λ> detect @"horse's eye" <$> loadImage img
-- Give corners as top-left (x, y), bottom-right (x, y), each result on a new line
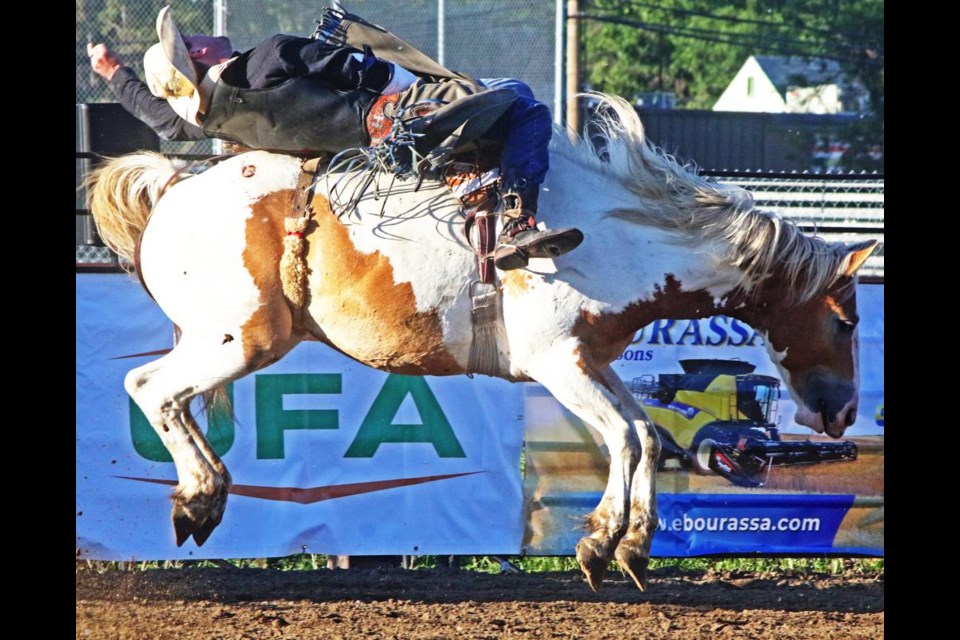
top-left (836, 316), bottom-right (858, 334)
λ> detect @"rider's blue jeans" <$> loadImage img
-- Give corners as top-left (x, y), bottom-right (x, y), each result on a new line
top-left (479, 78), bottom-right (552, 192)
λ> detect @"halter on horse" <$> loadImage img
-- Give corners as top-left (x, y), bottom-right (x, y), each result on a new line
top-left (87, 95), bottom-right (877, 591)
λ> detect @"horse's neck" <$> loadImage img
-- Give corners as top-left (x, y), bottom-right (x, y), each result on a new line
top-left (542, 153), bottom-right (746, 303)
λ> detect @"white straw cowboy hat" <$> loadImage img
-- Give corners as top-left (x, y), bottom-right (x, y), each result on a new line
top-left (143, 6), bottom-right (205, 125)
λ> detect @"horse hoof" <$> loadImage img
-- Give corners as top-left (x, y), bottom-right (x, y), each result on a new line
top-left (615, 541), bottom-right (650, 592)
top-left (192, 517), bottom-right (218, 546)
top-left (575, 538), bottom-right (609, 592)
top-left (173, 509), bottom-right (195, 547)
top-left (172, 503), bottom-right (222, 547)
top-left (171, 482), bottom-right (228, 547)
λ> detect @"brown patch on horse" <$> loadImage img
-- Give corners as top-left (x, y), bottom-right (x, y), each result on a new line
top-left (572, 345), bottom-right (620, 397)
top-left (240, 190), bottom-right (300, 365)
top-left (573, 275), bottom-right (718, 367)
top-left (573, 344), bottom-right (592, 377)
top-left (500, 270), bottom-right (532, 293)
top-left (303, 196), bottom-right (465, 376)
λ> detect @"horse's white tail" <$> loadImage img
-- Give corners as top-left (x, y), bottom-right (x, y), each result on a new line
top-left (85, 152), bottom-right (186, 265)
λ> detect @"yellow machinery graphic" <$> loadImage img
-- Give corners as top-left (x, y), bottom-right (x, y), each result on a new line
top-left (630, 359), bottom-right (858, 487)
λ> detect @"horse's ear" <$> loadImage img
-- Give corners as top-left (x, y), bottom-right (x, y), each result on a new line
top-left (841, 240), bottom-right (879, 277)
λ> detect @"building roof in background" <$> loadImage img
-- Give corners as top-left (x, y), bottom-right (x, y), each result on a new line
top-left (753, 56), bottom-right (846, 93)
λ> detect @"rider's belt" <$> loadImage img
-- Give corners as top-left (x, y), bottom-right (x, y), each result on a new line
top-left (366, 93), bottom-right (400, 146)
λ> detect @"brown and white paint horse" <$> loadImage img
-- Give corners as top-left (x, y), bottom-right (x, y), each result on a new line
top-left (88, 95), bottom-right (876, 591)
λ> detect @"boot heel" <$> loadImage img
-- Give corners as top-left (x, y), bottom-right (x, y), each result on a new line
top-left (493, 244), bottom-right (530, 271)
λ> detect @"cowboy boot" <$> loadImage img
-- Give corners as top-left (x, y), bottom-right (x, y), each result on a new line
top-left (493, 186), bottom-right (584, 271)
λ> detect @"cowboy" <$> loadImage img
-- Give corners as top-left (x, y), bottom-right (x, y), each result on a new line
top-left (88, 6), bottom-right (582, 271)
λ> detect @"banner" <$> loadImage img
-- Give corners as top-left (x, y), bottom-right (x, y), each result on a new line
top-left (522, 283), bottom-right (883, 556)
top-left (77, 274), bottom-right (883, 559)
top-left (76, 274), bottom-right (525, 561)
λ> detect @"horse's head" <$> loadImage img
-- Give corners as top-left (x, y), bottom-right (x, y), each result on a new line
top-left (743, 239), bottom-right (878, 438)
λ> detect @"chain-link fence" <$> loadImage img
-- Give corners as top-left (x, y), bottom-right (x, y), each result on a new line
top-left (76, 0), bottom-right (560, 155)
top-left (76, 0), bottom-right (561, 267)
top-left (76, 1), bottom-right (883, 276)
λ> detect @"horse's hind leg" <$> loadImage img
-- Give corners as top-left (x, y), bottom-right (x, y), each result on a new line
top-left (175, 399), bottom-right (233, 545)
top-left (124, 330), bottom-right (297, 546)
top-left (529, 355), bottom-right (642, 592)
top-left (598, 367), bottom-right (661, 591)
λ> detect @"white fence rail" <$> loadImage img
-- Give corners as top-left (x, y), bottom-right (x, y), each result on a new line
top-left (715, 174), bottom-right (884, 278)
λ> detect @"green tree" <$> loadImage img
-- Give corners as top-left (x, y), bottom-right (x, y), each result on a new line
top-left (582, 1), bottom-right (776, 108)
top-left (579, 0), bottom-right (882, 168)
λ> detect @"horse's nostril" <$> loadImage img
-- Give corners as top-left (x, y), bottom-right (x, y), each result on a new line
top-left (845, 409), bottom-right (857, 426)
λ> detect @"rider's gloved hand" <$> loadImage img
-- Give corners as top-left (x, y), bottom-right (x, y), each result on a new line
top-left (87, 42), bottom-right (123, 81)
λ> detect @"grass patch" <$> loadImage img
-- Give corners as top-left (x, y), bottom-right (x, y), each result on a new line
top-left (647, 556), bottom-right (883, 575)
top-left (79, 554), bottom-right (883, 576)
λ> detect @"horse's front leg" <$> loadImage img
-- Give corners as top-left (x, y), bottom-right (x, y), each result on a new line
top-left (600, 367), bottom-right (661, 591)
top-left (529, 353), bottom-right (641, 592)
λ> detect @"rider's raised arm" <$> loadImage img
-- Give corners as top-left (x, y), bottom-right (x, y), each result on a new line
top-left (108, 66), bottom-right (208, 141)
top-left (88, 42), bottom-right (207, 142)
top-left (243, 34), bottom-right (411, 94)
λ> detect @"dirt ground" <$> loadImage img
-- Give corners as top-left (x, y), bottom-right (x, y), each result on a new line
top-left (76, 563), bottom-right (883, 639)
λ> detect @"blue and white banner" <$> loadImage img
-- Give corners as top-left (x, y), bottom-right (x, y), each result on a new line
top-left (533, 492), bottom-right (877, 556)
top-left (76, 273), bottom-right (525, 561)
top-left (523, 284), bottom-right (884, 556)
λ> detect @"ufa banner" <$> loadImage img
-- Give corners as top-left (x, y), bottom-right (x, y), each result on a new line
top-left (77, 273), bottom-right (525, 561)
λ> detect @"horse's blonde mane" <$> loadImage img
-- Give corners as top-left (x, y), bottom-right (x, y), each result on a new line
top-left (551, 94), bottom-right (851, 302)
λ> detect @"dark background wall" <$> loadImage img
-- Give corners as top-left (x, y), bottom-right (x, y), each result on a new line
top-left (631, 109), bottom-right (880, 173)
